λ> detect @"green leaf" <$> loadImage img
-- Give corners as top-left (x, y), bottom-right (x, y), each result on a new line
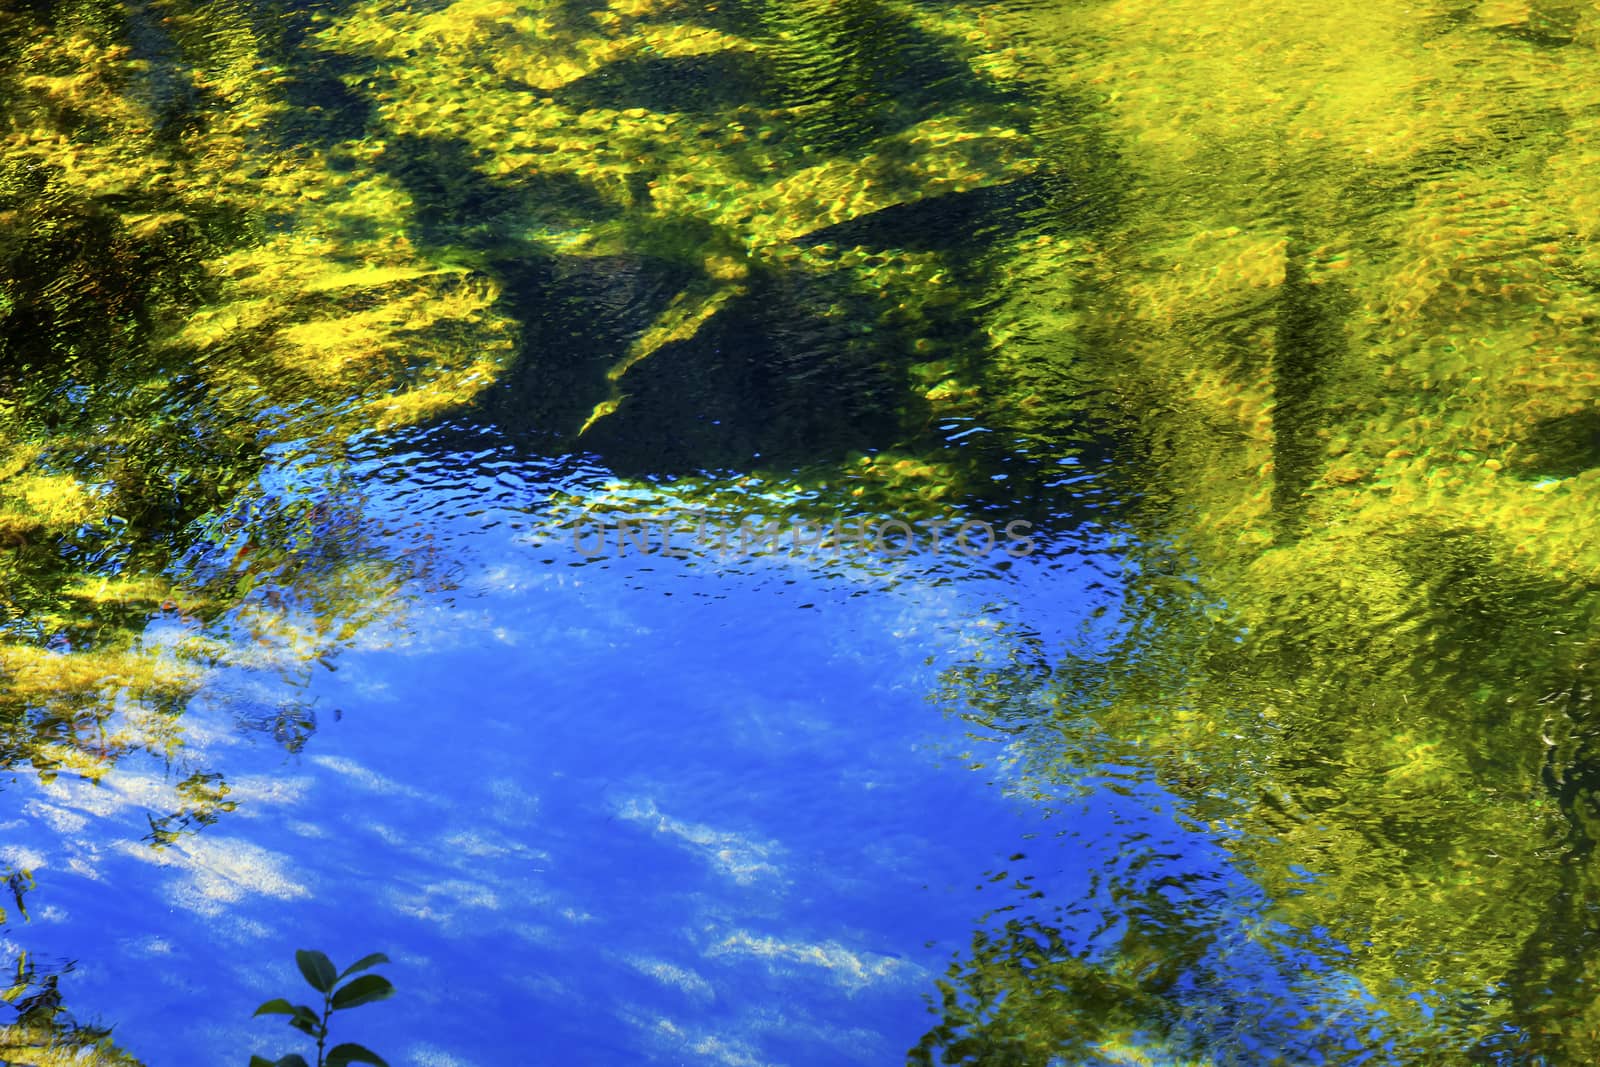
top-left (336, 952), bottom-right (390, 981)
top-left (248, 1057), bottom-right (275, 1067)
top-left (325, 1043), bottom-right (389, 1067)
top-left (331, 974), bottom-right (394, 1011)
top-left (295, 949), bottom-right (337, 993)
top-left (274, 1056), bottom-right (312, 1067)
top-left (288, 1005), bottom-right (321, 1037)
top-left (252, 998), bottom-right (296, 1017)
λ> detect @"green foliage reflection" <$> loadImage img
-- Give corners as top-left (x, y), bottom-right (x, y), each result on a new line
top-left (923, 0), bottom-right (1600, 1061)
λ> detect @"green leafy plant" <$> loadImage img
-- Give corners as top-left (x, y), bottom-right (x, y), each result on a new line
top-left (249, 950), bottom-right (394, 1067)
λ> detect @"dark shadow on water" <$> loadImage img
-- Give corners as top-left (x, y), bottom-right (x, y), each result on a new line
top-left (551, 53), bottom-right (769, 117)
top-left (1510, 409), bottom-right (1600, 481)
top-left (795, 175), bottom-right (1054, 253)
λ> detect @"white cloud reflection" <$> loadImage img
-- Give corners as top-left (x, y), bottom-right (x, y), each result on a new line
top-left (114, 836), bottom-right (310, 917)
top-left (616, 798), bottom-right (783, 885)
top-left (309, 754), bottom-right (427, 799)
top-left (706, 931), bottom-right (913, 991)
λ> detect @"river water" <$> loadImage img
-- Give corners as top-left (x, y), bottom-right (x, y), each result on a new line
top-left (1, 425), bottom-right (1136, 1064)
top-left (3, 0), bottom-right (1599, 1063)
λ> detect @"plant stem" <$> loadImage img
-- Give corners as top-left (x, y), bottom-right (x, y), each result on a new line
top-left (317, 990), bottom-right (331, 1067)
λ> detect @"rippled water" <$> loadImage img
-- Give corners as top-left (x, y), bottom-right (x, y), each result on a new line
top-left (5, 426), bottom-right (1128, 1064)
top-left (3, 0), bottom-right (1600, 1063)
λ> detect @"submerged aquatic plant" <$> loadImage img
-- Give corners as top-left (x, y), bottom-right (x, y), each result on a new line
top-left (250, 950), bottom-right (394, 1067)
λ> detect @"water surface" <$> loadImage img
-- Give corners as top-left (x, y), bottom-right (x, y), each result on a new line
top-left (2, 0), bottom-right (1600, 1063)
